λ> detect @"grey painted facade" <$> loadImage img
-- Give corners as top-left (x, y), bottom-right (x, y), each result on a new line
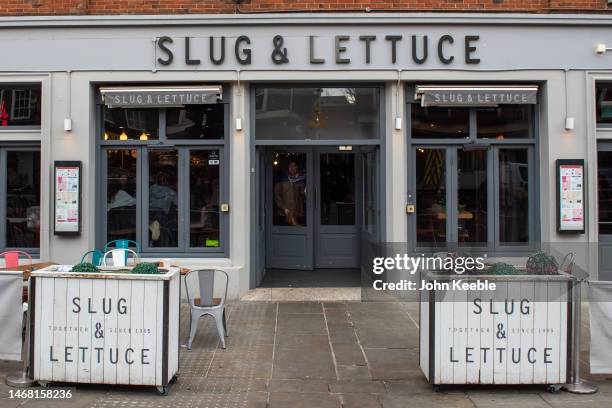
top-left (0, 13), bottom-right (608, 297)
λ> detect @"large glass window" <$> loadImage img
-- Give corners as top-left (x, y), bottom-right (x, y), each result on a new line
top-left (1, 149), bottom-right (41, 251)
top-left (100, 95), bottom-right (227, 255)
top-left (458, 149), bottom-right (488, 245)
top-left (0, 84), bottom-right (42, 129)
top-left (189, 150), bottom-right (221, 248)
top-left (415, 148), bottom-right (447, 246)
top-left (411, 103), bottom-right (536, 249)
top-left (106, 149), bottom-right (137, 242)
top-left (499, 148), bottom-right (529, 244)
top-left (255, 86), bottom-right (381, 140)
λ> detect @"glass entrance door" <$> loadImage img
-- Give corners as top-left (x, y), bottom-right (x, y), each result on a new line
top-left (265, 148), bottom-right (359, 270)
top-left (266, 149), bottom-right (313, 270)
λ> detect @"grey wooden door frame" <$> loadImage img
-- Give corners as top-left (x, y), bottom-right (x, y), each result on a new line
top-left (264, 146), bottom-right (363, 270)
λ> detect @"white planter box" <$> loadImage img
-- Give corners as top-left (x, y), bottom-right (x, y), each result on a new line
top-left (419, 272), bottom-right (572, 386)
top-left (28, 266), bottom-right (180, 394)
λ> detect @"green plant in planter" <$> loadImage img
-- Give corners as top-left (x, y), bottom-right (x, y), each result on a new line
top-left (526, 251), bottom-right (558, 275)
top-left (489, 262), bottom-right (520, 275)
top-left (71, 262), bottom-right (100, 273)
top-left (131, 262), bottom-right (159, 275)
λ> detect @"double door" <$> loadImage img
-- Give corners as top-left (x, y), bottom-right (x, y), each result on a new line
top-left (265, 147), bottom-right (360, 270)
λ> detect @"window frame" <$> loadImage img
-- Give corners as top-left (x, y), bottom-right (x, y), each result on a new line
top-left (0, 83), bottom-right (42, 131)
top-left (97, 95), bottom-right (230, 257)
top-left (407, 101), bottom-right (539, 254)
top-left (595, 81), bottom-right (612, 130)
top-left (0, 144), bottom-right (41, 254)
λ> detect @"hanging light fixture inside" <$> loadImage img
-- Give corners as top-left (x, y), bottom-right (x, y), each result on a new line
top-left (119, 130), bottom-right (128, 140)
top-left (139, 131), bottom-right (148, 141)
top-left (309, 88), bottom-right (327, 129)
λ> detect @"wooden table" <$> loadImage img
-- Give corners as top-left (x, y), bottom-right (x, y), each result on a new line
top-left (0, 262), bottom-right (57, 280)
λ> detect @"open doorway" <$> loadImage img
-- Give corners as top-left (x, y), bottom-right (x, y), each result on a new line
top-left (253, 146), bottom-right (380, 288)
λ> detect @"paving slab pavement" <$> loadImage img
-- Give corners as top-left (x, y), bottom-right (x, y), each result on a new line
top-left (0, 300), bottom-right (610, 408)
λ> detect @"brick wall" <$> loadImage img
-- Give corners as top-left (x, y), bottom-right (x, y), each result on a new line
top-left (0, 0), bottom-right (609, 16)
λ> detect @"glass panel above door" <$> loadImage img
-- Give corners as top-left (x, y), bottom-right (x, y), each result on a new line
top-left (255, 87), bottom-right (380, 140)
top-left (166, 104), bottom-right (225, 139)
top-left (477, 105), bottom-right (532, 139)
top-left (103, 107), bottom-right (159, 141)
top-left (320, 153), bottom-right (355, 226)
top-left (272, 151), bottom-right (307, 226)
top-left (411, 105), bottom-right (469, 139)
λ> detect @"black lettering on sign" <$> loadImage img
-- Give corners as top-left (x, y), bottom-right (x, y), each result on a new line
top-left (157, 36), bottom-right (174, 66)
top-left (185, 36), bottom-right (200, 65)
top-left (359, 35), bottom-right (376, 64)
top-left (335, 35), bottom-right (350, 64)
top-left (465, 35), bottom-right (480, 64)
top-left (385, 35), bottom-right (402, 64)
top-left (412, 35), bottom-right (428, 64)
top-left (437, 35), bottom-right (454, 64)
top-left (118, 298), bottom-right (128, 315)
top-left (210, 37), bottom-right (226, 65)
top-left (235, 35), bottom-right (252, 65)
top-left (309, 36), bottom-right (325, 64)
top-left (72, 297), bottom-right (81, 313)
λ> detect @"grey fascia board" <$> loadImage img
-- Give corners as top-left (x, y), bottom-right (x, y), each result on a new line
top-left (0, 12), bottom-right (612, 28)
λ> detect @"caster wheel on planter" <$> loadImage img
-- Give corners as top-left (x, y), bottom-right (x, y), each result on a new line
top-left (432, 384), bottom-right (442, 392)
top-left (170, 374), bottom-right (179, 384)
top-left (38, 381), bottom-right (49, 388)
top-left (547, 384), bottom-right (562, 394)
top-left (156, 386), bottom-right (169, 396)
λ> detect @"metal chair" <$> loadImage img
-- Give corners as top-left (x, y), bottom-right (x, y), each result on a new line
top-left (80, 250), bottom-right (104, 266)
top-left (0, 251), bottom-right (32, 269)
top-left (102, 248), bottom-right (140, 267)
top-left (560, 252), bottom-right (575, 274)
top-left (104, 240), bottom-right (141, 266)
top-left (184, 269), bottom-right (229, 350)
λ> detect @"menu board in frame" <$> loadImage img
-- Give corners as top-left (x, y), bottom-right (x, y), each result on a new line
top-left (556, 159), bottom-right (585, 234)
top-left (54, 161), bottom-right (82, 235)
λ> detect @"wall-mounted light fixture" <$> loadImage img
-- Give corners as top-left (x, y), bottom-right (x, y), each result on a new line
top-left (395, 69), bottom-right (403, 130)
top-left (65, 70), bottom-right (72, 132)
top-left (565, 117), bottom-right (575, 131)
top-left (235, 69), bottom-right (244, 132)
top-left (596, 43), bottom-right (610, 55)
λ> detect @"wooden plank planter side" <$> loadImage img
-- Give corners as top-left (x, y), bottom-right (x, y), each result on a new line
top-left (419, 274), bottom-right (572, 386)
top-left (30, 268), bottom-right (180, 388)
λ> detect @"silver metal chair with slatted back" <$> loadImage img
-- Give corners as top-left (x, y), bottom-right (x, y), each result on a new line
top-left (184, 269), bottom-right (229, 349)
top-left (560, 252), bottom-right (575, 274)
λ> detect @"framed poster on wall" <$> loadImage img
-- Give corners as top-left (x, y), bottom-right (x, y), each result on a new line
top-left (556, 159), bottom-right (585, 233)
top-left (54, 161), bottom-right (81, 235)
